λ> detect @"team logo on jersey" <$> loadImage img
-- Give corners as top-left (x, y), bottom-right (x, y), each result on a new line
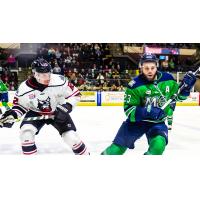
top-left (128, 80), bottom-right (135, 87)
top-left (145, 96), bottom-right (166, 107)
top-left (145, 97), bottom-right (157, 107)
top-left (37, 96), bottom-right (52, 112)
top-left (28, 93), bottom-right (36, 99)
top-left (158, 96), bottom-right (166, 107)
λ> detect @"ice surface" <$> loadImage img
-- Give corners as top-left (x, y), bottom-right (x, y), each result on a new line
top-left (0, 106), bottom-right (200, 155)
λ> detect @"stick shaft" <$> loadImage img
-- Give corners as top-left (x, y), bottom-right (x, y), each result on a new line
top-left (23, 115), bottom-right (54, 121)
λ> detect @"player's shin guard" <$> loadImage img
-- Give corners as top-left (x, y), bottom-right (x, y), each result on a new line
top-left (101, 143), bottom-right (127, 155)
top-left (20, 124), bottom-right (37, 155)
top-left (62, 130), bottom-right (89, 155)
top-left (144, 135), bottom-right (166, 155)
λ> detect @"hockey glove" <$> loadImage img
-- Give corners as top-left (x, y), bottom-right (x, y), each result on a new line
top-left (145, 105), bottom-right (166, 120)
top-left (0, 109), bottom-right (18, 128)
top-left (136, 105), bottom-right (166, 121)
top-left (180, 71), bottom-right (197, 96)
top-left (54, 103), bottom-right (72, 124)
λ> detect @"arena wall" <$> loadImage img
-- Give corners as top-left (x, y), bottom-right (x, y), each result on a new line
top-left (0, 91), bottom-right (199, 107)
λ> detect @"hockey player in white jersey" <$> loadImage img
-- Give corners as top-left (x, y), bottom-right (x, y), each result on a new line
top-left (0, 58), bottom-right (89, 155)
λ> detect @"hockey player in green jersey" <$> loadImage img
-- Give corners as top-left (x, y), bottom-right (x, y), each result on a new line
top-left (0, 80), bottom-right (9, 114)
top-left (101, 53), bottom-right (197, 155)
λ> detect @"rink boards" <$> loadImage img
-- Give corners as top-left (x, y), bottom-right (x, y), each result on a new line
top-left (0, 91), bottom-right (199, 107)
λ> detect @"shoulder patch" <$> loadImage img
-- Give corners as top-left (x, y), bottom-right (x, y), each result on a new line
top-left (128, 80), bottom-right (136, 87)
top-left (59, 75), bottom-right (65, 81)
top-left (49, 74), bottom-right (66, 87)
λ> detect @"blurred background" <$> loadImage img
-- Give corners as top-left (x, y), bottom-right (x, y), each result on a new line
top-left (1, 43), bottom-right (200, 92)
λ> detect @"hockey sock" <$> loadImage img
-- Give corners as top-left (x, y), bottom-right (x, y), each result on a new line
top-left (22, 142), bottom-right (37, 155)
top-left (72, 141), bottom-right (89, 155)
top-left (144, 135), bottom-right (166, 155)
top-left (101, 143), bottom-right (127, 155)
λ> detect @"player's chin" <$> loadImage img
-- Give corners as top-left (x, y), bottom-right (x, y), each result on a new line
top-left (42, 81), bottom-right (50, 85)
top-left (146, 75), bottom-right (154, 81)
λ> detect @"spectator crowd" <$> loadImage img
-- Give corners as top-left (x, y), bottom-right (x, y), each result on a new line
top-left (36, 43), bottom-right (132, 91)
top-left (0, 48), bottom-right (18, 90)
top-left (0, 43), bottom-right (200, 92)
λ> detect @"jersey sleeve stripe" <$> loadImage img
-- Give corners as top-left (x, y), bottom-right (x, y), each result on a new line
top-left (65, 90), bottom-right (80, 99)
top-left (12, 105), bottom-right (27, 116)
top-left (13, 104), bottom-right (28, 112)
top-left (13, 109), bottom-right (24, 117)
top-left (124, 105), bottom-right (134, 112)
top-left (125, 106), bottom-right (136, 118)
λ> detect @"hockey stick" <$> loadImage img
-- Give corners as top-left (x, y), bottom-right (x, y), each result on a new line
top-left (0, 115), bottom-right (54, 127)
top-left (23, 115), bottom-right (55, 121)
top-left (161, 66), bottom-right (200, 110)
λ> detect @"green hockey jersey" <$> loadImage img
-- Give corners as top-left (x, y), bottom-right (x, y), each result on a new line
top-left (0, 80), bottom-right (9, 107)
top-left (0, 80), bottom-right (8, 93)
top-left (124, 71), bottom-right (187, 123)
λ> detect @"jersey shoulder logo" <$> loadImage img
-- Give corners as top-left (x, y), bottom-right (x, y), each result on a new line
top-left (146, 90), bottom-right (151, 95)
top-left (128, 80), bottom-right (135, 87)
top-left (59, 75), bottom-right (65, 81)
top-left (28, 93), bottom-right (36, 99)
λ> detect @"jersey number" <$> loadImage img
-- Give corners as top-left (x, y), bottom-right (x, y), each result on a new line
top-left (13, 97), bottom-right (19, 105)
top-left (124, 94), bottom-right (131, 104)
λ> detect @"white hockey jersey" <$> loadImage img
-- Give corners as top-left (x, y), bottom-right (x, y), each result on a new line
top-left (12, 74), bottom-right (81, 118)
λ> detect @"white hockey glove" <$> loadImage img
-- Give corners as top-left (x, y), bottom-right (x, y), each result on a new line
top-left (0, 109), bottom-right (18, 128)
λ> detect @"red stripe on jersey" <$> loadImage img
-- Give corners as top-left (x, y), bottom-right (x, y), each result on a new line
top-left (27, 79), bottom-right (38, 89)
top-left (74, 92), bottom-right (81, 97)
top-left (65, 90), bottom-right (80, 99)
top-left (67, 82), bottom-right (75, 91)
top-left (38, 111), bottom-right (55, 115)
top-left (13, 104), bottom-right (28, 112)
top-left (13, 109), bottom-right (23, 116)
